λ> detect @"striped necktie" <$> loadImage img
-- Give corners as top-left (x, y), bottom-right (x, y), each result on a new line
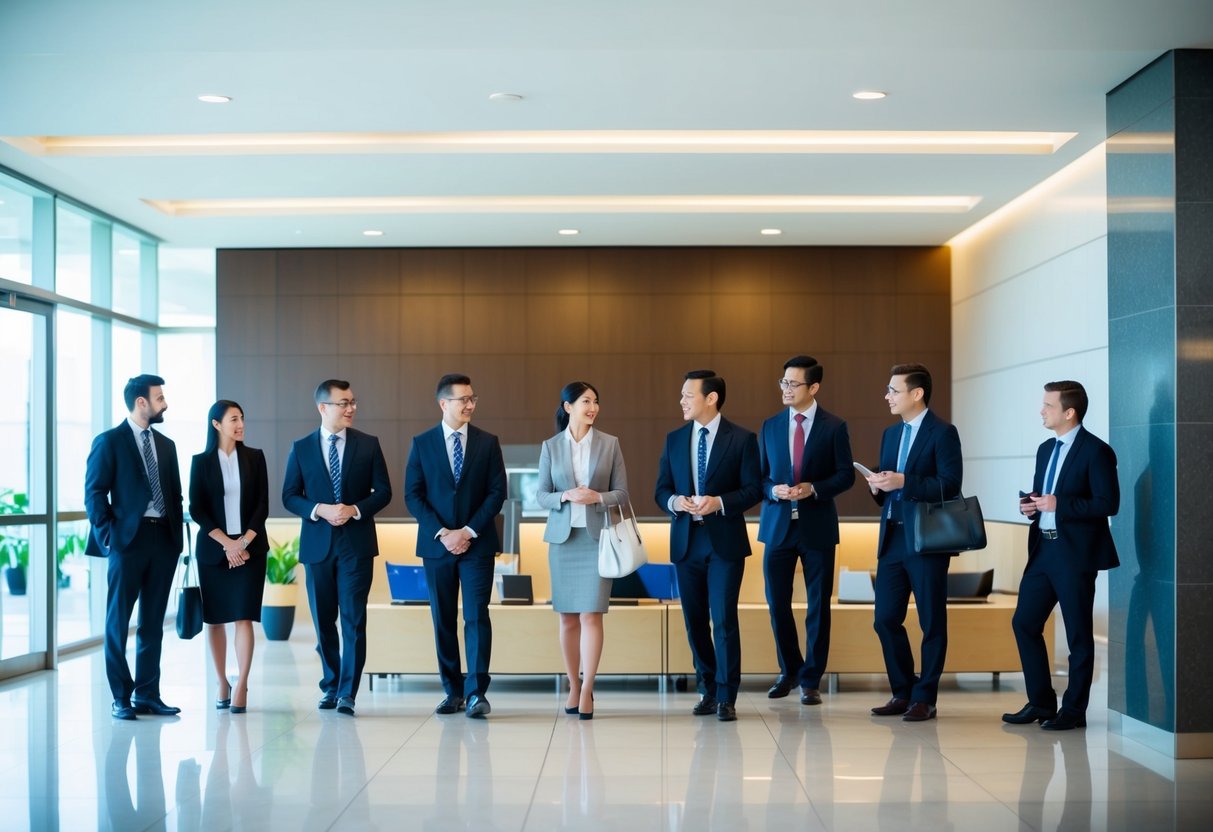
top-left (328, 434), bottom-right (342, 503)
top-left (141, 429), bottom-right (167, 515)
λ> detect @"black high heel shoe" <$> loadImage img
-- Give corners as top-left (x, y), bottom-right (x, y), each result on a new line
top-left (216, 678), bottom-right (232, 710)
top-left (230, 681), bottom-right (248, 714)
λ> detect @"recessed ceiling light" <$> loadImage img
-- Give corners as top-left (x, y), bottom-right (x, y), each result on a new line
top-left (760, 228), bottom-right (782, 236)
top-left (197, 94), bottom-right (232, 104)
top-left (852, 90), bottom-right (887, 101)
top-left (488, 93), bottom-right (523, 102)
top-left (558, 228), bottom-right (579, 236)
top-left (362, 229), bottom-right (384, 237)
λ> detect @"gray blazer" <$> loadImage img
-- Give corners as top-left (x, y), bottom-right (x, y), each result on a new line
top-left (536, 429), bottom-right (630, 544)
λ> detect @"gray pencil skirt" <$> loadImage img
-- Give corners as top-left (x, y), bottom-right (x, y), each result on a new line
top-left (548, 527), bottom-right (612, 613)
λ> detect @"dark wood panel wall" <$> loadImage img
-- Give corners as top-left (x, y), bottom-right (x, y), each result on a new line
top-left (216, 246), bottom-right (951, 519)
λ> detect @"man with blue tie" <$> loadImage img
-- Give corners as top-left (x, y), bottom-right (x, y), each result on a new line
top-left (1004, 381), bottom-right (1119, 731)
top-left (283, 380), bottom-right (392, 717)
top-left (757, 356), bottom-right (855, 706)
top-left (405, 374), bottom-right (507, 719)
top-left (85, 374), bottom-right (185, 720)
top-left (864, 364), bottom-right (963, 722)
top-left (655, 370), bottom-right (762, 721)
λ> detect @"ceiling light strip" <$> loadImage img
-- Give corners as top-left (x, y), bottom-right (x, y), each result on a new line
top-left (144, 194), bottom-right (981, 217)
top-left (5, 130), bottom-right (1074, 157)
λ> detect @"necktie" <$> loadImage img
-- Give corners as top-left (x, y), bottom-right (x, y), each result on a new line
top-left (328, 434), bottom-right (342, 503)
top-left (696, 427), bottom-right (708, 496)
top-left (891, 422), bottom-right (912, 514)
top-left (141, 429), bottom-right (167, 515)
top-left (1044, 439), bottom-right (1063, 494)
top-left (452, 432), bottom-right (464, 484)
top-left (792, 413), bottom-right (807, 484)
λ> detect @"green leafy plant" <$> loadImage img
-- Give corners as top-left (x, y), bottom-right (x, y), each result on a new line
top-left (57, 530), bottom-right (86, 585)
top-left (266, 537), bottom-right (300, 585)
top-left (0, 489), bottom-right (30, 571)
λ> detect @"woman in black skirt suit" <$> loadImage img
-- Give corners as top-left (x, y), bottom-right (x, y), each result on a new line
top-left (189, 399), bottom-right (269, 714)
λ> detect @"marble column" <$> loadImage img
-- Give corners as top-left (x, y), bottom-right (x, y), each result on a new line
top-left (1106, 49), bottom-right (1213, 759)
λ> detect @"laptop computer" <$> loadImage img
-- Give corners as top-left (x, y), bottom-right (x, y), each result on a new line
top-left (610, 563), bottom-right (680, 604)
top-left (946, 569), bottom-right (994, 603)
top-left (837, 568), bottom-right (877, 603)
top-left (385, 563), bottom-right (430, 605)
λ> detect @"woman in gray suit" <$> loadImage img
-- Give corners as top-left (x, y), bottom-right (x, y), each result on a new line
top-left (536, 381), bottom-right (630, 720)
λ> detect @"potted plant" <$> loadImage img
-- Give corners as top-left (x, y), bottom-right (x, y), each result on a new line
top-left (0, 490), bottom-right (29, 596)
top-left (262, 537), bottom-right (300, 641)
top-left (57, 531), bottom-right (86, 589)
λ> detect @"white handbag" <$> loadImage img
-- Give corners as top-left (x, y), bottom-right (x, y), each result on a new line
top-left (597, 498), bottom-right (649, 578)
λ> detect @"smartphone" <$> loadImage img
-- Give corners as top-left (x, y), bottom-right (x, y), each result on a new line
top-left (853, 461), bottom-right (877, 479)
top-left (1019, 490), bottom-right (1035, 503)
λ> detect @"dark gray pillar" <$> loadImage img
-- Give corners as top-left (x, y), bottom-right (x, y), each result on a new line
top-left (1107, 49), bottom-right (1213, 759)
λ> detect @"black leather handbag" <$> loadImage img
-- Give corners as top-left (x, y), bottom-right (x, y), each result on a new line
top-left (175, 534), bottom-right (204, 639)
top-left (911, 485), bottom-right (988, 555)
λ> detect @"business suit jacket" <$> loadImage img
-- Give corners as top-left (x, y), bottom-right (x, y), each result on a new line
top-left (404, 424), bottom-right (507, 557)
top-left (654, 417), bottom-right (762, 562)
top-left (85, 422), bottom-right (184, 558)
top-left (870, 409), bottom-right (963, 555)
top-left (535, 430), bottom-right (630, 544)
top-left (281, 428), bottom-right (392, 563)
top-left (189, 445), bottom-right (271, 565)
top-left (1027, 427), bottom-right (1119, 571)
top-left (757, 406), bottom-right (856, 548)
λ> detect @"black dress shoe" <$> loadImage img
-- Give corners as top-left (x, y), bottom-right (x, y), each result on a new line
top-left (436, 695), bottom-right (465, 715)
top-left (902, 702), bottom-right (937, 722)
top-left (871, 697), bottom-right (911, 716)
top-left (336, 697), bottom-right (355, 716)
top-left (716, 702), bottom-right (737, 722)
top-left (1041, 710), bottom-right (1087, 731)
top-left (692, 696), bottom-right (718, 716)
top-left (132, 698), bottom-right (181, 716)
top-left (112, 701), bottom-right (137, 720)
top-left (800, 688), bottom-right (822, 706)
top-left (318, 696), bottom-right (338, 710)
top-left (466, 694), bottom-right (491, 718)
top-left (1002, 703), bottom-right (1057, 725)
top-left (767, 676), bottom-right (796, 699)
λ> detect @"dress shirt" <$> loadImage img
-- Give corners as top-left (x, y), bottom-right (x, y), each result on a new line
top-left (312, 426), bottom-right (361, 521)
top-left (217, 447), bottom-right (242, 535)
top-left (667, 413), bottom-right (724, 516)
top-left (566, 427), bottom-right (593, 528)
top-left (438, 421), bottom-right (477, 539)
top-left (1039, 425), bottom-right (1079, 532)
top-left (886, 408), bottom-right (928, 518)
top-left (777, 401), bottom-right (818, 504)
top-left (126, 417), bottom-right (163, 518)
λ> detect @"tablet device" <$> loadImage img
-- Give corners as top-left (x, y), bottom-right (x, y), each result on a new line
top-left (853, 461), bottom-right (877, 479)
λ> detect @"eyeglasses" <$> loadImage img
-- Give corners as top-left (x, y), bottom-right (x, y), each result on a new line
top-left (444, 396), bottom-right (479, 406)
top-left (778, 379), bottom-right (808, 390)
top-left (885, 387), bottom-right (908, 396)
top-left (321, 399), bottom-right (358, 409)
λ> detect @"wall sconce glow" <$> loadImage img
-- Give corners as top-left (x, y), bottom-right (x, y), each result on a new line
top-left (853, 91), bottom-right (887, 100)
top-left (362, 229), bottom-right (384, 237)
top-left (760, 228), bottom-right (782, 236)
top-left (557, 228), bottom-right (580, 235)
top-left (197, 94), bottom-right (232, 104)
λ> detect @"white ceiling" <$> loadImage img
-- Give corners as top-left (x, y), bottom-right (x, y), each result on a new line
top-left (1, 0), bottom-right (1210, 249)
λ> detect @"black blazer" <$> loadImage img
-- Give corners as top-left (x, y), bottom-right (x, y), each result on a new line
top-left (757, 405), bottom-right (855, 548)
top-left (654, 417), bottom-right (762, 563)
top-left (84, 422), bottom-right (184, 557)
top-left (189, 445), bottom-right (270, 565)
top-left (404, 423), bottom-right (507, 558)
top-left (1027, 427), bottom-right (1120, 572)
top-left (870, 409), bottom-right (963, 555)
top-left (281, 428), bottom-right (393, 564)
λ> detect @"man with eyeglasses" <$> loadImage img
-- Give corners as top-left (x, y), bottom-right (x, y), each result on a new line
top-left (757, 356), bottom-right (855, 707)
top-left (862, 363), bottom-right (963, 722)
top-left (283, 380), bottom-right (392, 717)
top-left (405, 373), bottom-right (507, 719)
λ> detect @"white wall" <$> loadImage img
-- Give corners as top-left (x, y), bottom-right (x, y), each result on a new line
top-left (949, 144), bottom-right (1111, 635)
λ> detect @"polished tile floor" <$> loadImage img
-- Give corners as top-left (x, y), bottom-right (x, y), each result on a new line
top-left (1, 630), bottom-right (1210, 831)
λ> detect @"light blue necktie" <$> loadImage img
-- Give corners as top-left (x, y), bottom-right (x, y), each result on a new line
top-left (141, 429), bottom-right (166, 515)
top-left (452, 432), bottom-right (464, 485)
top-left (696, 427), bottom-right (708, 496)
top-left (889, 422), bottom-right (912, 516)
top-left (328, 434), bottom-right (342, 503)
top-left (1044, 439), bottom-right (1063, 494)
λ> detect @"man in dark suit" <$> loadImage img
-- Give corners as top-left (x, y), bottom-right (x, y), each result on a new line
top-left (757, 356), bottom-right (855, 706)
top-left (655, 370), bottom-right (762, 721)
top-left (84, 374), bottom-right (184, 720)
top-left (1004, 380), bottom-right (1119, 731)
top-left (405, 374), bottom-right (507, 719)
top-left (864, 363), bottom-right (963, 722)
top-left (283, 380), bottom-right (392, 717)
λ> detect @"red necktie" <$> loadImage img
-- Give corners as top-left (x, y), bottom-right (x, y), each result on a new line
top-left (792, 413), bottom-right (807, 484)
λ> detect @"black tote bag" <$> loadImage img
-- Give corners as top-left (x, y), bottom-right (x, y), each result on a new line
top-left (911, 485), bottom-right (988, 555)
